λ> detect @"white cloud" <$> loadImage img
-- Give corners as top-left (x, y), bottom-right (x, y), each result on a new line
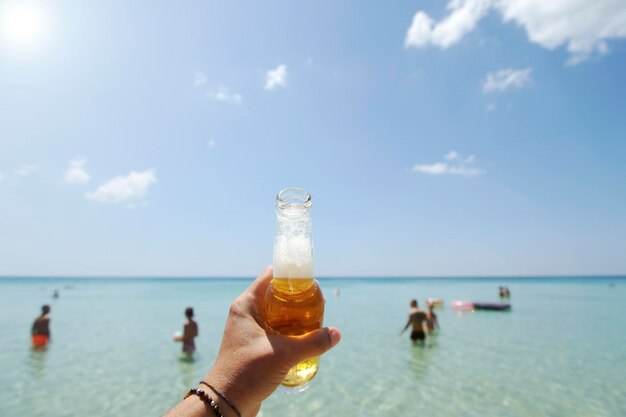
top-left (405, 0), bottom-right (626, 64)
top-left (412, 151), bottom-right (485, 176)
top-left (63, 158), bottom-right (90, 185)
top-left (16, 163), bottom-right (36, 176)
top-left (444, 150), bottom-right (460, 161)
top-left (85, 170), bottom-right (156, 204)
top-left (194, 71), bottom-right (207, 87)
top-left (210, 87), bottom-right (242, 105)
top-left (497, 0), bottom-right (626, 65)
top-left (413, 163), bottom-right (484, 176)
top-left (0, 172), bottom-right (4, 182)
top-left (483, 67), bottom-right (532, 92)
top-left (405, 0), bottom-right (492, 49)
top-left (207, 140), bottom-right (215, 148)
top-left (265, 64), bottom-right (287, 90)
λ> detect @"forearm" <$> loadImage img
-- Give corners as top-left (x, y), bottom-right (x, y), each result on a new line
top-left (165, 394), bottom-right (210, 417)
top-left (164, 386), bottom-right (239, 417)
top-left (401, 321), bottom-right (409, 333)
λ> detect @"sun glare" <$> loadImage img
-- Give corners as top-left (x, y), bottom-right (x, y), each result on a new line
top-left (1, 2), bottom-right (47, 49)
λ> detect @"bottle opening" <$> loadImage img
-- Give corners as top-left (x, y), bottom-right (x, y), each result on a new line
top-left (276, 188), bottom-right (311, 217)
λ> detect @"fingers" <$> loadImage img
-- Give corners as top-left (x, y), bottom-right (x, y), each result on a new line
top-left (247, 265), bottom-right (273, 301)
top-left (282, 327), bottom-right (341, 363)
top-left (234, 266), bottom-right (273, 322)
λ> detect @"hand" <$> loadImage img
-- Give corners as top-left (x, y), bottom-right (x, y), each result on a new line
top-left (204, 266), bottom-right (341, 417)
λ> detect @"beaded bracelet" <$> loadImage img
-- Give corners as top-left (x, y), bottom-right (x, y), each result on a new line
top-left (184, 388), bottom-right (224, 417)
top-left (199, 381), bottom-right (242, 417)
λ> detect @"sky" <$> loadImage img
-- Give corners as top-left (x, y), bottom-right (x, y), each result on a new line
top-left (1, 0), bottom-right (625, 277)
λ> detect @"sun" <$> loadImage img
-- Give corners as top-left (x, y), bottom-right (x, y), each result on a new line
top-left (1, 2), bottom-right (47, 49)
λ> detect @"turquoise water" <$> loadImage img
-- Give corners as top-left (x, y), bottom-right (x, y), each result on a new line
top-left (1, 277), bottom-right (625, 417)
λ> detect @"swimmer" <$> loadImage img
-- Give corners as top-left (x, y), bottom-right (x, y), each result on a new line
top-left (426, 303), bottom-right (439, 334)
top-left (32, 305), bottom-right (51, 349)
top-left (400, 299), bottom-right (429, 344)
top-left (499, 286), bottom-right (510, 298)
top-left (174, 307), bottom-right (198, 356)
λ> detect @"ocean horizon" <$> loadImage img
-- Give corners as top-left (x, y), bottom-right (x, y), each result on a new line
top-left (2, 275), bottom-right (625, 281)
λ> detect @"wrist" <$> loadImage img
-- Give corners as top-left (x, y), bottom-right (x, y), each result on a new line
top-left (202, 371), bottom-right (256, 417)
top-left (190, 387), bottom-right (237, 417)
top-left (178, 392), bottom-right (219, 417)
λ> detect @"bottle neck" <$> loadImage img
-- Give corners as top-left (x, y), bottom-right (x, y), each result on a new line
top-left (273, 215), bottom-right (313, 279)
top-left (273, 188), bottom-right (314, 280)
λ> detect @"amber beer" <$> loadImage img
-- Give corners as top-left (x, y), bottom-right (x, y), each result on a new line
top-left (264, 188), bottom-right (325, 389)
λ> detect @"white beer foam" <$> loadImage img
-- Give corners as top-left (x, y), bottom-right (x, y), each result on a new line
top-left (273, 235), bottom-right (313, 278)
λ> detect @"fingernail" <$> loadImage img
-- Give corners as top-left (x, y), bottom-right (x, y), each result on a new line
top-left (328, 327), bottom-right (341, 347)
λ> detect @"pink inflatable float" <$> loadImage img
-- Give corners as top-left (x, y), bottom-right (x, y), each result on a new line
top-left (451, 300), bottom-right (474, 311)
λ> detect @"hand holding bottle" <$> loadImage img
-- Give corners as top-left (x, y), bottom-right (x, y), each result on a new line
top-left (202, 266), bottom-right (341, 417)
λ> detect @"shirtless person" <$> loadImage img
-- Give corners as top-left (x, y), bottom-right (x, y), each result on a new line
top-left (175, 307), bottom-right (199, 356)
top-left (400, 299), bottom-right (429, 344)
top-left (426, 303), bottom-right (439, 334)
top-left (32, 305), bottom-right (51, 349)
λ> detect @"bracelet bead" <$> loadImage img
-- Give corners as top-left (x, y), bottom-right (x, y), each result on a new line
top-left (199, 381), bottom-right (242, 417)
top-left (184, 388), bottom-right (224, 417)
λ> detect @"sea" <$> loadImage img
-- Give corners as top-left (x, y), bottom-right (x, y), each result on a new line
top-left (0, 277), bottom-right (625, 417)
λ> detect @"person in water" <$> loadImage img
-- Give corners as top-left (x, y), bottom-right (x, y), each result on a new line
top-left (174, 307), bottom-right (199, 356)
top-left (164, 266), bottom-right (341, 417)
top-left (426, 303), bottom-right (439, 334)
top-left (32, 305), bottom-right (51, 349)
top-left (400, 299), bottom-right (429, 344)
top-left (499, 286), bottom-right (511, 298)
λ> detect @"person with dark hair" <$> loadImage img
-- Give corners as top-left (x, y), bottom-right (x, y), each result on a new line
top-left (164, 267), bottom-right (341, 417)
top-left (32, 305), bottom-right (51, 349)
top-left (174, 307), bottom-right (199, 356)
top-left (400, 299), bottom-right (428, 344)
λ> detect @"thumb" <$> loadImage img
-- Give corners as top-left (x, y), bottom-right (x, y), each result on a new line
top-left (284, 327), bottom-right (341, 363)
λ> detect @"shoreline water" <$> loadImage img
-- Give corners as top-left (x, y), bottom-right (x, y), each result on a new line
top-left (1, 276), bottom-right (624, 416)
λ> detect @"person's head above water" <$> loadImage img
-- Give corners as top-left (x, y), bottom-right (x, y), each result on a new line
top-left (185, 307), bottom-right (194, 319)
top-left (410, 299), bottom-right (417, 308)
top-left (41, 305), bottom-right (50, 315)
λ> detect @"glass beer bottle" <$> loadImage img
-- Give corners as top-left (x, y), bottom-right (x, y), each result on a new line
top-left (264, 188), bottom-right (325, 390)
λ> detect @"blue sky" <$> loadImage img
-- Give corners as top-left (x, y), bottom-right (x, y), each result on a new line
top-left (1, 0), bottom-right (625, 277)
